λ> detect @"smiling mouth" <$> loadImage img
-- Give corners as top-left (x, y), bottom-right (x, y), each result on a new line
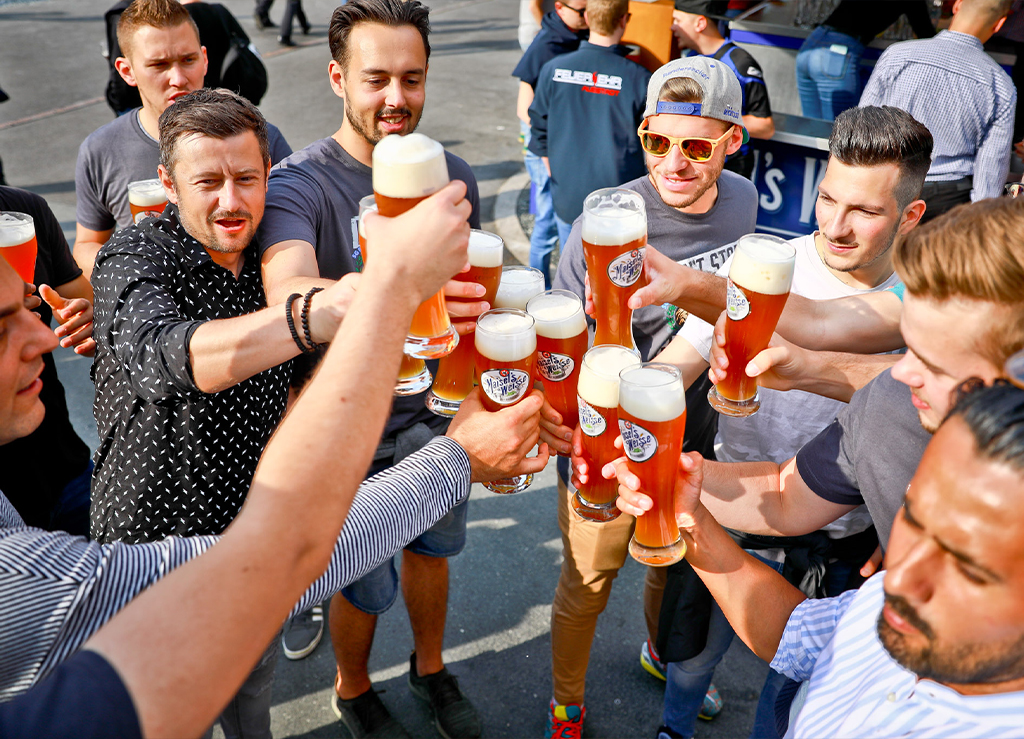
top-left (215, 219), bottom-right (247, 231)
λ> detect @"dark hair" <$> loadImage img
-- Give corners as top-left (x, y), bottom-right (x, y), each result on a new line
top-left (158, 89), bottom-right (269, 177)
top-left (328, 0), bottom-right (431, 70)
top-left (117, 0), bottom-right (200, 60)
top-left (946, 379), bottom-right (1024, 473)
top-left (828, 106), bottom-right (933, 209)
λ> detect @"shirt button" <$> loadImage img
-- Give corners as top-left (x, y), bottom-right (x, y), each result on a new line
top-left (887, 693), bottom-right (896, 702)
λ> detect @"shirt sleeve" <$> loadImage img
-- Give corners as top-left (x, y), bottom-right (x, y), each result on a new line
top-left (552, 218), bottom-right (588, 303)
top-left (769, 587), bottom-right (860, 682)
top-left (267, 124), bottom-right (293, 166)
top-left (528, 65), bottom-right (553, 158)
top-left (858, 50), bottom-right (892, 108)
top-left (795, 403), bottom-right (867, 507)
top-left (33, 195), bottom-right (82, 289)
top-left (256, 166), bottom-right (325, 256)
top-left (743, 79), bottom-right (772, 118)
top-left (970, 88), bottom-right (1015, 201)
top-left (74, 137), bottom-right (116, 233)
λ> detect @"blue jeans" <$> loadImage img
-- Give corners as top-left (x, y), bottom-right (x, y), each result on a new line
top-left (555, 212), bottom-right (574, 252)
top-left (522, 121), bottom-right (559, 288)
top-left (795, 26), bottom-right (865, 121)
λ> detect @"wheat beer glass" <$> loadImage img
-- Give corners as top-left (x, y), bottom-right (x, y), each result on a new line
top-left (708, 234), bottom-right (796, 417)
top-left (582, 188), bottom-right (647, 351)
top-left (619, 364), bottom-right (688, 566)
top-left (493, 265), bottom-right (545, 310)
top-left (0, 212), bottom-right (37, 284)
top-left (573, 345), bottom-right (642, 521)
top-left (427, 229), bottom-right (504, 416)
top-left (358, 194), bottom-right (432, 395)
top-left (372, 133), bottom-right (459, 360)
top-left (527, 289), bottom-right (588, 436)
top-left (475, 308), bottom-right (537, 494)
top-left (127, 179), bottom-right (169, 224)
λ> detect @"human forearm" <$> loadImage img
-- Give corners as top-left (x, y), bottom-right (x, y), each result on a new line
top-left (775, 292), bottom-right (904, 353)
top-left (72, 240), bottom-right (104, 282)
top-left (265, 273), bottom-right (335, 307)
top-left (743, 114), bottom-right (774, 140)
top-left (517, 82), bottom-right (535, 124)
top-left (789, 350), bottom-right (898, 402)
top-left (699, 459), bottom-right (792, 535)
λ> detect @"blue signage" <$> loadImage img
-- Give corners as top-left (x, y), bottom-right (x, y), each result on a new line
top-left (748, 137), bottom-right (828, 239)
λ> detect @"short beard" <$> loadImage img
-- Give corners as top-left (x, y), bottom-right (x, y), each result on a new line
top-left (647, 153), bottom-right (725, 210)
top-left (819, 217), bottom-right (900, 274)
top-left (346, 104), bottom-right (417, 147)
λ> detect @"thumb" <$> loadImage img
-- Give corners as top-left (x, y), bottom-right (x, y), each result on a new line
top-left (746, 346), bottom-right (788, 377)
top-left (39, 285), bottom-right (66, 310)
top-left (628, 283), bottom-right (656, 310)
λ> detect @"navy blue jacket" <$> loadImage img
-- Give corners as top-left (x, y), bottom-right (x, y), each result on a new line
top-left (528, 42), bottom-right (651, 222)
top-left (512, 11), bottom-right (586, 89)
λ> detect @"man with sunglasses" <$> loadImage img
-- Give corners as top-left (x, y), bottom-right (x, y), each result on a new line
top-left (543, 56), bottom-right (756, 739)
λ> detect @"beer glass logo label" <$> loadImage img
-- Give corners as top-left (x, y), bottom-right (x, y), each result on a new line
top-left (619, 419), bottom-right (657, 462)
top-left (537, 351), bottom-right (575, 382)
top-left (607, 248), bottom-right (645, 288)
top-left (578, 396), bottom-right (607, 437)
top-left (133, 210), bottom-right (160, 225)
top-left (726, 280), bottom-right (750, 321)
top-left (480, 369), bottom-right (530, 405)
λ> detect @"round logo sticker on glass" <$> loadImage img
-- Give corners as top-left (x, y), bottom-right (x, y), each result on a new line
top-left (578, 396), bottom-right (607, 437)
top-left (537, 351), bottom-right (575, 382)
top-left (619, 419), bottom-right (657, 462)
top-left (607, 248), bottom-right (645, 288)
top-left (480, 369), bottom-right (530, 406)
top-left (726, 279), bottom-right (750, 321)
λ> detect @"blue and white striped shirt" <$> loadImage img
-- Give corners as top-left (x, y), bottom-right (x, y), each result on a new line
top-left (772, 573), bottom-right (1024, 738)
top-left (0, 436), bottom-right (470, 701)
top-left (860, 30), bottom-right (1016, 201)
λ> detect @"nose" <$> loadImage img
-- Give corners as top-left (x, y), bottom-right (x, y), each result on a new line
top-left (384, 79), bottom-right (406, 110)
top-left (884, 532), bottom-right (938, 606)
top-left (19, 309), bottom-right (58, 361)
top-left (219, 180), bottom-right (243, 213)
top-left (168, 62), bottom-right (189, 89)
top-left (891, 349), bottom-right (924, 388)
top-left (823, 207), bottom-right (852, 241)
top-left (661, 144), bottom-right (693, 174)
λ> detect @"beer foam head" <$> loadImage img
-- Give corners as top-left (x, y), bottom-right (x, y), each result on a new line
top-left (127, 179), bottom-right (167, 208)
top-left (582, 188), bottom-right (646, 246)
top-left (372, 133), bottom-right (449, 199)
top-left (0, 213), bottom-right (34, 248)
top-left (619, 365), bottom-right (686, 422)
top-left (475, 309), bottom-right (536, 362)
top-left (527, 290), bottom-right (586, 339)
top-left (494, 266), bottom-right (545, 310)
top-left (729, 234), bottom-right (796, 296)
top-left (577, 345), bottom-right (641, 408)
top-left (468, 230), bottom-right (504, 269)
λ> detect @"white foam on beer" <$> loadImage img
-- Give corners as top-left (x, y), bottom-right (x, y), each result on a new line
top-left (372, 133), bottom-right (449, 199)
top-left (475, 311), bottom-right (536, 362)
top-left (729, 236), bottom-right (796, 296)
top-left (493, 268), bottom-right (545, 310)
top-left (619, 366), bottom-right (686, 422)
top-left (468, 230), bottom-right (504, 268)
top-left (0, 214), bottom-right (34, 248)
top-left (128, 179), bottom-right (167, 207)
top-left (528, 292), bottom-right (586, 339)
top-left (577, 346), bottom-right (641, 408)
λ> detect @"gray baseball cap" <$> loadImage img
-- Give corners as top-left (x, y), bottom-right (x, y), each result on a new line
top-left (642, 56), bottom-right (748, 142)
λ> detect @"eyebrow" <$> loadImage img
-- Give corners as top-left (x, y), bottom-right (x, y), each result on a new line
top-left (360, 67), bottom-right (424, 76)
top-left (192, 167), bottom-right (261, 179)
top-left (904, 338), bottom-right (949, 377)
top-left (0, 301), bottom-right (19, 320)
top-left (817, 185), bottom-right (885, 213)
top-left (904, 498), bottom-right (1004, 583)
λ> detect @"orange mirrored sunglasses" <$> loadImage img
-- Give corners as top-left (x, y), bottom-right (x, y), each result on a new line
top-left (637, 120), bottom-right (735, 162)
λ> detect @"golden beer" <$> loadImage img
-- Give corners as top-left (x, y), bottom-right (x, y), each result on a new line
top-left (581, 188), bottom-right (647, 351)
top-left (708, 234), bottom-right (796, 417)
top-left (127, 179), bottom-right (169, 224)
top-left (619, 364), bottom-right (687, 566)
top-left (527, 289), bottom-right (588, 435)
top-left (493, 265), bottom-right (545, 311)
top-left (0, 212), bottom-right (37, 284)
top-left (372, 133), bottom-right (459, 360)
top-left (573, 345), bottom-right (641, 521)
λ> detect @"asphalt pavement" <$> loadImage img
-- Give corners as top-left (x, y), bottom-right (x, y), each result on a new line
top-left (0, 1), bottom-right (768, 736)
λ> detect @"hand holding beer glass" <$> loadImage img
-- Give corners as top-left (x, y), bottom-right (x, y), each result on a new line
top-left (0, 212), bottom-right (37, 284)
top-left (573, 345), bottom-right (641, 521)
top-left (618, 364), bottom-right (687, 566)
top-left (127, 179), bottom-right (169, 224)
top-left (527, 289), bottom-right (588, 435)
top-left (582, 188), bottom-right (647, 351)
top-left (707, 234), bottom-right (796, 417)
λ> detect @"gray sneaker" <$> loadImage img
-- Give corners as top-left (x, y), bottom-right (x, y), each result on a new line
top-left (407, 653), bottom-right (482, 739)
top-left (281, 603), bottom-right (323, 660)
top-left (331, 689), bottom-right (411, 739)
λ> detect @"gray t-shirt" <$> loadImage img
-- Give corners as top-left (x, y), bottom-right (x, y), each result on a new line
top-left (255, 136), bottom-right (482, 438)
top-left (796, 370), bottom-right (931, 548)
top-left (75, 108), bottom-right (292, 233)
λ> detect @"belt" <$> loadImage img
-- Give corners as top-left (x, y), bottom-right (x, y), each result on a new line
top-left (921, 176), bottom-right (973, 194)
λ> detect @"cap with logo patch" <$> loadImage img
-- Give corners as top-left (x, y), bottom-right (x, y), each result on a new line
top-left (673, 0), bottom-right (729, 19)
top-left (642, 56), bottom-right (748, 143)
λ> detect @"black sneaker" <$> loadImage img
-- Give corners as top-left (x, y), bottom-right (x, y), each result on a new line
top-left (407, 653), bottom-right (482, 739)
top-left (331, 688), bottom-right (411, 739)
top-left (281, 603), bottom-right (324, 660)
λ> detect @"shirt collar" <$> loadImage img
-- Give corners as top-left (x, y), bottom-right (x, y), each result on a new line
top-left (936, 29), bottom-right (984, 51)
top-left (150, 205), bottom-right (257, 275)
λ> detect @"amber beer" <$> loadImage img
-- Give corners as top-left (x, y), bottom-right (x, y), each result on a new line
top-left (493, 265), bottom-right (545, 310)
top-left (372, 133), bottom-right (459, 359)
top-left (573, 345), bottom-right (642, 521)
top-left (527, 289), bottom-right (588, 434)
top-left (127, 179), bottom-right (168, 224)
top-left (581, 188), bottom-right (647, 351)
top-left (0, 212), bottom-right (37, 284)
top-left (475, 308), bottom-right (538, 494)
top-left (358, 194), bottom-right (432, 395)
top-left (426, 230), bottom-right (504, 416)
top-left (708, 234), bottom-right (796, 417)
top-left (619, 364), bottom-right (688, 566)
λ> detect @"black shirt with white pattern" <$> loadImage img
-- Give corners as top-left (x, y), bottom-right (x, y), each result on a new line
top-left (89, 206), bottom-right (290, 544)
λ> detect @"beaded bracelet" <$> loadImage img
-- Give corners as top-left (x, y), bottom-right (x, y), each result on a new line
top-left (285, 293), bottom-right (308, 353)
top-left (301, 287), bottom-right (326, 351)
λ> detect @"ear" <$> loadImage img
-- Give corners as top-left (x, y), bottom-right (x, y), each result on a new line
top-left (724, 125), bottom-right (745, 156)
top-left (115, 56), bottom-right (138, 88)
top-left (993, 15), bottom-right (1008, 34)
top-left (201, 46), bottom-right (209, 76)
top-left (157, 164), bottom-right (179, 205)
top-left (264, 159), bottom-right (272, 192)
top-left (695, 14), bottom-right (708, 33)
top-left (951, 0), bottom-right (964, 14)
top-left (899, 199), bottom-right (927, 234)
top-left (328, 59), bottom-right (346, 100)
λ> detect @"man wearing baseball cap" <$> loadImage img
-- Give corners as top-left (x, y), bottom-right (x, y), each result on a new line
top-left (545, 56), bottom-right (757, 739)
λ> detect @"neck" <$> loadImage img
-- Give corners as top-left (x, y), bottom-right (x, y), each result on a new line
top-left (588, 28), bottom-right (624, 47)
top-left (813, 232), bottom-right (895, 289)
top-left (138, 104), bottom-right (163, 141)
top-left (949, 15), bottom-right (993, 42)
top-left (333, 120), bottom-right (373, 167)
top-left (208, 248), bottom-right (244, 278)
top-left (940, 673), bottom-right (1024, 697)
top-left (695, 33), bottom-right (727, 56)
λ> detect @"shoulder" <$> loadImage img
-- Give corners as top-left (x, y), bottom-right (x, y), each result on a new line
top-left (717, 169), bottom-right (758, 203)
top-left (445, 152), bottom-right (479, 190)
top-left (0, 186), bottom-right (49, 217)
top-left (94, 223), bottom-right (174, 278)
top-left (80, 112), bottom-right (136, 154)
top-left (723, 45), bottom-right (765, 81)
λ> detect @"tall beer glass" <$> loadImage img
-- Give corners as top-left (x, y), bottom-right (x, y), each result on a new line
top-left (708, 234), bottom-right (796, 417)
top-left (372, 133), bottom-right (459, 360)
top-left (619, 364), bottom-right (687, 566)
top-left (527, 289), bottom-right (588, 434)
top-left (358, 194), bottom-right (432, 395)
top-left (573, 345), bottom-right (641, 521)
top-left (127, 179), bottom-right (169, 224)
top-left (427, 230), bottom-right (504, 416)
top-left (0, 212), bottom-right (37, 284)
top-left (493, 265), bottom-right (545, 310)
top-left (582, 188), bottom-right (647, 351)
top-left (475, 308), bottom-right (537, 494)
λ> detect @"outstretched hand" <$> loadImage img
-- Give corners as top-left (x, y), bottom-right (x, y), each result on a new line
top-left (40, 284), bottom-right (96, 356)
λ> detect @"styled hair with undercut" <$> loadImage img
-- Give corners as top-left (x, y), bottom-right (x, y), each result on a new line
top-left (117, 0), bottom-right (200, 60)
top-left (328, 0), bottom-right (431, 70)
top-left (158, 89), bottom-right (269, 179)
top-left (828, 106), bottom-right (933, 209)
top-left (586, 0), bottom-right (629, 36)
top-left (946, 379), bottom-right (1024, 474)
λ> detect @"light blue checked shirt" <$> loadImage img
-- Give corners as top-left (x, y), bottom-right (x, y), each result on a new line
top-left (771, 574), bottom-right (1024, 738)
top-left (860, 30), bottom-right (1016, 201)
